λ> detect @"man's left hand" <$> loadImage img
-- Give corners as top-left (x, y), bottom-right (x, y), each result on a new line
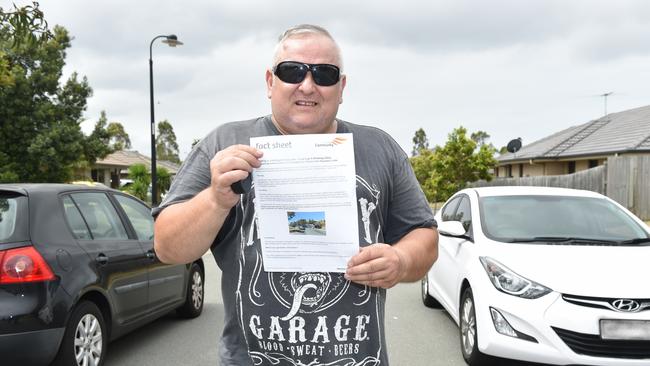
top-left (345, 243), bottom-right (407, 289)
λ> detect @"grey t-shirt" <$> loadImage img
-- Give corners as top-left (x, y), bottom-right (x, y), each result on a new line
top-left (154, 116), bottom-right (436, 365)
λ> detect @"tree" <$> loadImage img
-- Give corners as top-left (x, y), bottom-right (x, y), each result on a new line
top-left (122, 164), bottom-right (170, 204)
top-left (411, 127), bottom-right (429, 156)
top-left (155, 167), bottom-right (171, 204)
top-left (0, 3), bottom-right (100, 182)
top-left (0, 2), bottom-right (52, 49)
top-left (1, 2), bottom-right (52, 88)
top-left (83, 111), bottom-right (114, 164)
top-left (124, 164), bottom-right (150, 201)
top-left (107, 121), bottom-right (131, 150)
top-left (409, 127), bottom-right (498, 203)
top-left (409, 148), bottom-right (437, 202)
top-left (431, 127), bottom-right (497, 201)
top-left (156, 120), bottom-right (180, 163)
top-left (470, 130), bottom-right (490, 147)
top-left (87, 111), bottom-right (131, 152)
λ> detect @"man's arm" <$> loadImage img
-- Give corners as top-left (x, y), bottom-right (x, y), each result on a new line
top-left (344, 227), bottom-right (439, 288)
top-left (154, 145), bottom-right (262, 264)
top-left (154, 189), bottom-right (231, 264)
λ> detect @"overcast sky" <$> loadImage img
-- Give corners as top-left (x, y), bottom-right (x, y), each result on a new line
top-left (7, 0), bottom-right (650, 159)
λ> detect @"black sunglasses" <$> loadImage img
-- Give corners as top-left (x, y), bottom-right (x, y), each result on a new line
top-left (273, 61), bottom-right (341, 87)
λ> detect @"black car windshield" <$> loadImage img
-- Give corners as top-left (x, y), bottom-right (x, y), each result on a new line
top-left (479, 195), bottom-right (650, 244)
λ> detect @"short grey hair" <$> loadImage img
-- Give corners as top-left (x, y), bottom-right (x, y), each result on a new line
top-left (272, 24), bottom-right (343, 69)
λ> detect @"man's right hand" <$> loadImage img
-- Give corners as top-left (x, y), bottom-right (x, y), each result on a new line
top-left (209, 144), bottom-right (263, 210)
top-left (154, 144), bottom-right (263, 265)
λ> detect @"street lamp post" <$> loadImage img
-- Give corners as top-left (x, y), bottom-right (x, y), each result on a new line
top-left (149, 34), bottom-right (183, 206)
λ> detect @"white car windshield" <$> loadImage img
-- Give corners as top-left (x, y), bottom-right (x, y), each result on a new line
top-left (479, 195), bottom-right (650, 244)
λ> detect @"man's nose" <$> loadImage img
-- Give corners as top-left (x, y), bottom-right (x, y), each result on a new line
top-left (298, 71), bottom-right (316, 93)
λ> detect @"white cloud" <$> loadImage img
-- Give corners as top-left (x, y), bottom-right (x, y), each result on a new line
top-left (5, 0), bottom-right (648, 158)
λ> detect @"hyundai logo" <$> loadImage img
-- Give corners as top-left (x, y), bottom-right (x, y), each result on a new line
top-left (611, 299), bottom-right (640, 312)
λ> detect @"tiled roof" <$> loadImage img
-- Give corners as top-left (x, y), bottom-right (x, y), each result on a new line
top-left (95, 150), bottom-right (180, 174)
top-left (499, 105), bottom-right (650, 162)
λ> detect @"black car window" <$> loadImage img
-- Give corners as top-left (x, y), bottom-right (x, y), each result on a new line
top-left (0, 194), bottom-right (27, 242)
top-left (0, 193), bottom-right (29, 243)
top-left (441, 197), bottom-right (461, 222)
top-left (0, 198), bottom-right (17, 241)
top-left (62, 196), bottom-right (92, 240)
top-left (114, 194), bottom-right (154, 240)
top-left (455, 196), bottom-right (472, 233)
top-left (71, 192), bottom-right (128, 240)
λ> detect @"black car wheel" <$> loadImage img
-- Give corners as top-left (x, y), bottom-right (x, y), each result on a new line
top-left (459, 287), bottom-right (494, 366)
top-left (177, 262), bottom-right (204, 318)
top-left (421, 275), bottom-right (443, 308)
top-left (52, 300), bottom-right (107, 366)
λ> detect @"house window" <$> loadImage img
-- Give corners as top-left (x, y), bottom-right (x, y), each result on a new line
top-left (507, 165), bottom-right (513, 178)
top-left (588, 159), bottom-right (598, 168)
top-left (568, 161), bottom-right (576, 174)
top-left (519, 163), bottom-right (524, 177)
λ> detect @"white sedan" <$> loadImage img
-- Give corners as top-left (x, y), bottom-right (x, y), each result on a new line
top-left (422, 186), bottom-right (650, 366)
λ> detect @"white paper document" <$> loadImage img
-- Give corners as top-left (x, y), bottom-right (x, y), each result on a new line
top-left (251, 133), bottom-right (359, 272)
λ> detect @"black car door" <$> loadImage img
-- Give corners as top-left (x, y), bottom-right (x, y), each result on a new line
top-left (65, 192), bottom-right (149, 324)
top-left (112, 194), bottom-right (186, 311)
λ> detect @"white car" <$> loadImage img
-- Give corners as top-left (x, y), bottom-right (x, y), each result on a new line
top-left (422, 186), bottom-right (650, 366)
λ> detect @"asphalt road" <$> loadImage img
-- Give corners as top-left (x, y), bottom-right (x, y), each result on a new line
top-left (103, 253), bottom-right (467, 366)
top-left (304, 227), bottom-right (326, 235)
top-left (290, 228), bottom-right (326, 235)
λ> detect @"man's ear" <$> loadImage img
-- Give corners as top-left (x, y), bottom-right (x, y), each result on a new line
top-left (265, 69), bottom-right (274, 99)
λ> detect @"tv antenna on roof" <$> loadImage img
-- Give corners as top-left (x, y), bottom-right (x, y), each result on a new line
top-left (600, 92), bottom-right (613, 116)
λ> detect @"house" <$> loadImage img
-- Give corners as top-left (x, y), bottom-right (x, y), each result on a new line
top-left (84, 150), bottom-right (180, 188)
top-left (496, 105), bottom-right (650, 177)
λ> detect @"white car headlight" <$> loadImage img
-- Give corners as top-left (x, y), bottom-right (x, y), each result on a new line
top-left (479, 257), bottom-right (552, 299)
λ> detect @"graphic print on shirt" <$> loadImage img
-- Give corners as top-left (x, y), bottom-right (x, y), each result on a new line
top-left (236, 176), bottom-right (384, 366)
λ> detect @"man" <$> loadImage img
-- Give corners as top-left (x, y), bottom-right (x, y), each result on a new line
top-left (154, 24), bottom-right (438, 365)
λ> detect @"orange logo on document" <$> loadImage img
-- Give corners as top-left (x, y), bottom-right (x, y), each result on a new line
top-left (331, 137), bottom-right (347, 145)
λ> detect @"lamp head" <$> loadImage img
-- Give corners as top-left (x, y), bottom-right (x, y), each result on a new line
top-left (162, 34), bottom-right (183, 47)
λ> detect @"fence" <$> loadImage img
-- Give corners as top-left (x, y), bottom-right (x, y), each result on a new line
top-left (606, 155), bottom-right (650, 221)
top-left (469, 155), bottom-right (650, 221)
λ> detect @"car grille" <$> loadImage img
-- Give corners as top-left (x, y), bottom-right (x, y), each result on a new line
top-left (563, 294), bottom-right (650, 313)
top-left (552, 327), bottom-right (650, 359)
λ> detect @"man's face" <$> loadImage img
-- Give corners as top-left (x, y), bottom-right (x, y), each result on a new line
top-left (266, 34), bottom-right (347, 135)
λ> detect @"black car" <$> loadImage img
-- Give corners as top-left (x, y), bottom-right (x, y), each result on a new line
top-left (0, 184), bottom-right (205, 366)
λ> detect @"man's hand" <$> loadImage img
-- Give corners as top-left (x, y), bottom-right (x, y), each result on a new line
top-left (344, 228), bottom-right (438, 289)
top-left (209, 144), bottom-right (263, 210)
top-left (345, 243), bottom-right (409, 289)
top-left (154, 144), bottom-right (263, 265)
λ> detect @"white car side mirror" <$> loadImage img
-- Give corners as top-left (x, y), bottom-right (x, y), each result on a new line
top-left (438, 221), bottom-right (467, 237)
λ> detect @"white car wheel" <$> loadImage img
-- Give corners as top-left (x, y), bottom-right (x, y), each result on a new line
top-left (421, 275), bottom-right (442, 308)
top-left (460, 287), bottom-right (493, 366)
